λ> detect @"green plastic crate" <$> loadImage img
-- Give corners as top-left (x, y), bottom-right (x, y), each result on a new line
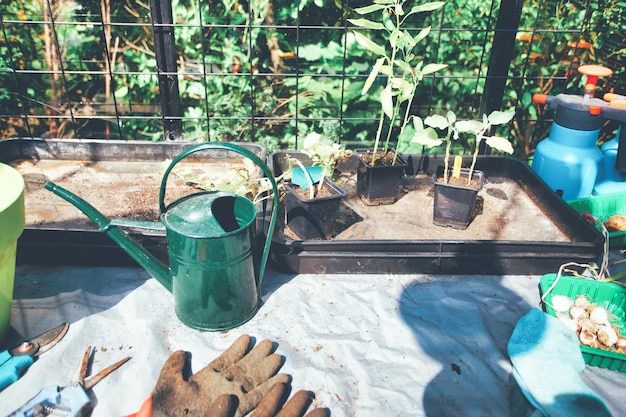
top-left (539, 274), bottom-right (626, 372)
top-left (568, 193), bottom-right (626, 248)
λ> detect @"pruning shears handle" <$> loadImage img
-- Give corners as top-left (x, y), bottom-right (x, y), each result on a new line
top-left (6, 384), bottom-right (79, 417)
top-left (0, 350), bottom-right (35, 390)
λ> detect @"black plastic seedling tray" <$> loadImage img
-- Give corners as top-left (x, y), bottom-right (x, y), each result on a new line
top-left (269, 154), bottom-right (604, 275)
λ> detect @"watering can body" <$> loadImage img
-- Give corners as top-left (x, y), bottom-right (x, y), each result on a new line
top-left (45, 143), bottom-right (278, 331)
top-left (164, 190), bottom-right (260, 330)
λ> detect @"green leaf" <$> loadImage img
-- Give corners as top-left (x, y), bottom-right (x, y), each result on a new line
top-left (115, 86), bottom-right (129, 98)
top-left (389, 29), bottom-right (400, 49)
top-left (487, 110), bottom-right (515, 125)
top-left (413, 116), bottom-right (425, 130)
top-left (382, 11), bottom-right (396, 31)
top-left (455, 120), bottom-right (483, 134)
top-left (399, 30), bottom-right (416, 49)
top-left (348, 18), bottom-right (385, 30)
top-left (391, 77), bottom-right (411, 89)
top-left (486, 136), bottom-right (514, 154)
top-left (397, 80), bottom-right (415, 102)
top-left (381, 85), bottom-right (394, 119)
top-left (422, 63), bottom-right (447, 75)
top-left (413, 26), bottom-right (431, 44)
top-left (410, 118), bottom-right (443, 148)
top-left (354, 4), bottom-right (387, 14)
top-left (424, 114), bottom-right (449, 130)
top-left (303, 131), bottom-right (323, 149)
top-left (409, 1), bottom-right (446, 14)
top-left (378, 64), bottom-right (393, 76)
top-left (298, 44), bottom-right (324, 61)
top-left (394, 59), bottom-right (413, 75)
top-left (398, 139), bottom-right (428, 154)
top-left (362, 57), bottom-right (385, 95)
top-left (352, 31), bottom-right (387, 56)
top-left (446, 111), bottom-right (456, 125)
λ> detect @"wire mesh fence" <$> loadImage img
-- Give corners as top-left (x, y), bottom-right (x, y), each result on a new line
top-left (1, 0), bottom-right (623, 157)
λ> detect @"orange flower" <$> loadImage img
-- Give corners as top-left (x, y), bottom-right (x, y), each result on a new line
top-left (278, 51), bottom-right (296, 59)
top-left (568, 40), bottom-right (594, 49)
top-left (517, 33), bottom-right (539, 42)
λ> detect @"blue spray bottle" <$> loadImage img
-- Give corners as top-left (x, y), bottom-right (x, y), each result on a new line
top-left (593, 94), bottom-right (626, 195)
top-left (531, 65), bottom-right (622, 200)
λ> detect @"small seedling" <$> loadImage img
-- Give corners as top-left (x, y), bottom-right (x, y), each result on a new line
top-left (412, 109), bottom-right (515, 185)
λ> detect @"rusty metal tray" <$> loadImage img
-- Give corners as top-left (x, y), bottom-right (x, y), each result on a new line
top-left (1, 138), bottom-right (265, 266)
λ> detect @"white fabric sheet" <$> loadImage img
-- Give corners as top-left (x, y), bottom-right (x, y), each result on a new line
top-left (1, 265), bottom-right (625, 417)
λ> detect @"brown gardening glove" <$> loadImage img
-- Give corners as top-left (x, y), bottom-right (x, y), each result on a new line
top-left (151, 334), bottom-right (290, 417)
top-left (251, 382), bottom-right (330, 417)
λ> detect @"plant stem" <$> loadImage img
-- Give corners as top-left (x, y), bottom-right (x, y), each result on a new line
top-left (383, 106), bottom-right (397, 159)
top-left (393, 76), bottom-right (419, 166)
top-left (444, 131), bottom-right (452, 183)
top-left (317, 171), bottom-right (325, 195)
top-left (372, 111), bottom-right (386, 166)
top-left (468, 127), bottom-right (488, 185)
top-left (292, 158), bottom-right (315, 199)
top-left (373, 7), bottom-right (401, 166)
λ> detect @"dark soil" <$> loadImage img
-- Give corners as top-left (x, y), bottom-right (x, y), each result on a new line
top-left (13, 159), bottom-right (239, 230)
top-left (357, 149), bottom-right (398, 166)
top-left (435, 173), bottom-right (481, 189)
top-left (288, 180), bottom-right (337, 199)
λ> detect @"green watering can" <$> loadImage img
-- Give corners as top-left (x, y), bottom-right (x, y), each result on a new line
top-left (45, 143), bottom-right (278, 331)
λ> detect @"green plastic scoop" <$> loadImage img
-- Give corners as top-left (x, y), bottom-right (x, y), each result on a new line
top-left (291, 166), bottom-right (323, 190)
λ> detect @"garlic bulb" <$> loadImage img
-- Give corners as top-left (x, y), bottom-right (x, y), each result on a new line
top-left (551, 295), bottom-right (573, 313)
top-left (551, 292), bottom-right (625, 353)
top-left (574, 295), bottom-right (591, 309)
top-left (597, 325), bottom-right (619, 347)
top-left (589, 306), bottom-right (610, 325)
top-left (578, 317), bottom-right (597, 330)
top-left (569, 306), bottom-right (587, 321)
top-left (579, 327), bottom-right (598, 346)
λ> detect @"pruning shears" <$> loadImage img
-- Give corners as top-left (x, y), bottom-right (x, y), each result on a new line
top-left (8, 345), bottom-right (131, 417)
top-left (0, 323), bottom-right (69, 391)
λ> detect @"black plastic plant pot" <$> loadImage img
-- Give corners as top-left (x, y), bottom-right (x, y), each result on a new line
top-left (432, 166), bottom-right (485, 230)
top-left (284, 177), bottom-right (347, 240)
top-left (356, 149), bottom-right (407, 205)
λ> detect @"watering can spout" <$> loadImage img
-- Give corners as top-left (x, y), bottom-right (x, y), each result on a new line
top-left (44, 181), bottom-right (172, 292)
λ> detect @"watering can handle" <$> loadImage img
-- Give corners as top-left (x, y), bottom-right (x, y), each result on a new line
top-left (159, 143), bottom-right (279, 287)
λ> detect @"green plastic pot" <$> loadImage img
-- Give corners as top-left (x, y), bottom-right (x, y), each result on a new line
top-left (0, 163), bottom-right (25, 341)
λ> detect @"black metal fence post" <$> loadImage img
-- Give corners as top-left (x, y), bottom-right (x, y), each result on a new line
top-left (478, 0), bottom-right (524, 154)
top-left (480, 0), bottom-right (524, 116)
top-left (149, 0), bottom-right (182, 140)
